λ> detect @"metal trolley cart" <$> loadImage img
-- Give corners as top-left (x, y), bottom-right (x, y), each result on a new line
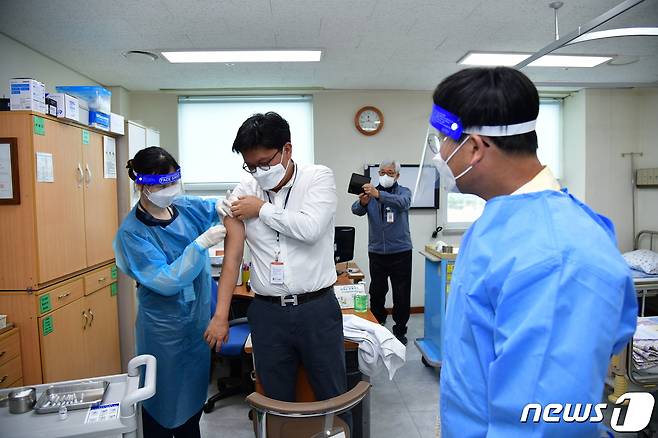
top-left (1, 355), bottom-right (156, 438)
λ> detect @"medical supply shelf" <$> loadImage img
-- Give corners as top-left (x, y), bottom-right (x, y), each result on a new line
top-left (416, 250), bottom-right (456, 368)
top-left (0, 112), bottom-right (121, 385)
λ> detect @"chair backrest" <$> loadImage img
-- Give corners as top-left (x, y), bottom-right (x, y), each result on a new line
top-left (334, 226), bottom-right (355, 263)
top-left (247, 381), bottom-right (371, 438)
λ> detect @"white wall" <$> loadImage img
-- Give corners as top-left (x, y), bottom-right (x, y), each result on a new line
top-left (635, 89), bottom-right (658, 239)
top-left (561, 91), bottom-right (586, 200)
top-left (562, 88), bottom-right (658, 252)
top-left (130, 92), bottom-right (179, 158)
top-left (0, 33), bottom-right (98, 95)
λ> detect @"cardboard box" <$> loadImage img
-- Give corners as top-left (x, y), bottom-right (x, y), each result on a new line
top-left (10, 78), bottom-right (45, 111)
top-left (89, 111), bottom-right (110, 131)
top-left (110, 112), bottom-right (125, 135)
top-left (47, 93), bottom-right (80, 121)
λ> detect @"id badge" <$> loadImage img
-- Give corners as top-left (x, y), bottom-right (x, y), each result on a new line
top-left (270, 261), bottom-right (285, 284)
top-left (386, 209), bottom-right (394, 223)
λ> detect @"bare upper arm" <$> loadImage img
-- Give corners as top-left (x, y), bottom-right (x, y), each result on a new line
top-left (223, 216), bottom-right (245, 264)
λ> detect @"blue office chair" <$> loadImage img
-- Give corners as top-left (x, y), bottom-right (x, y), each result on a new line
top-left (204, 280), bottom-right (253, 413)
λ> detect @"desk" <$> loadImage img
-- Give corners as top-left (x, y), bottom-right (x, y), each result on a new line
top-left (335, 261), bottom-right (365, 285)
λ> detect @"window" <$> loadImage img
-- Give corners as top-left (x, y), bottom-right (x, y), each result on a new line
top-left (443, 99), bottom-right (563, 229)
top-left (178, 95), bottom-right (314, 190)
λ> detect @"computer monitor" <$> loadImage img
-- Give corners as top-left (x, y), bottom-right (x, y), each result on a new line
top-left (334, 226), bottom-right (355, 264)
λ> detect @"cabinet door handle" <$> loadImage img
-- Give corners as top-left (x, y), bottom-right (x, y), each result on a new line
top-left (57, 292), bottom-right (71, 300)
top-left (84, 164), bottom-right (92, 185)
top-left (82, 310), bottom-right (89, 330)
top-left (76, 164), bottom-right (84, 187)
top-left (88, 308), bottom-right (94, 328)
top-left (0, 375), bottom-right (7, 384)
top-left (98, 277), bottom-right (106, 283)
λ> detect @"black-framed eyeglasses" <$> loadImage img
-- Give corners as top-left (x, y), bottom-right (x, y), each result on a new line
top-left (242, 150), bottom-right (281, 174)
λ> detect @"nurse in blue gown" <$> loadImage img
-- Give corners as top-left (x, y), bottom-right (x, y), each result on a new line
top-left (114, 147), bottom-right (226, 437)
top-left (424, 68), bottom-right (637, 437)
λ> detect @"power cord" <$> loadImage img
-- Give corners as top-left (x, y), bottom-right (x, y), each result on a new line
top-left (431, 226), bottom-right (443, 239)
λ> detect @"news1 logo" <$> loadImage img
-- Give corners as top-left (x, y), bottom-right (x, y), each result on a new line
top-left (520, 393), bottom-right (655, 432)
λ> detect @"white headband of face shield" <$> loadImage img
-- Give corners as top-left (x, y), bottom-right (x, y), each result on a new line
top-left (463, 119), bottom-right (537, 137)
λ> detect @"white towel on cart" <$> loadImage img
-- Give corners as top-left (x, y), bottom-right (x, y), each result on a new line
top-left (342, 314), bottom-right (406, 379)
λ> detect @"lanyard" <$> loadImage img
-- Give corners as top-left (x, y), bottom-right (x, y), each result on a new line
top-left (265, 164), bottom-right (297, 261)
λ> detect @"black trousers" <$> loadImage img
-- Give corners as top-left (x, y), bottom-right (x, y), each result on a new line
top-left (248, 290), bottom-right (352, 429)
top-left (142, 407), bottom-right (202, 438)
top-left (368, 250), bottom-right (412, 336)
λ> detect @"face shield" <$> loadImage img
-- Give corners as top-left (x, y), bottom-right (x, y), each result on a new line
top-left (413, 104), bottom-right (538, 201)
top-left (413, 105), bottom-right (464, 202)
top-left (134, 169), bottom-right (184, 208)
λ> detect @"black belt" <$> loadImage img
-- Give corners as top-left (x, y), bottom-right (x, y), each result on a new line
top-left (254, 286), bottom-right (332, 307)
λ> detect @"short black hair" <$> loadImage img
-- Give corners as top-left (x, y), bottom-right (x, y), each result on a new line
top-left (433, 67), bottom-right (539, 154)
top-left (232, 112), bottom-right (291, 154)
top-left (126, 146), bottom-right (179, 181)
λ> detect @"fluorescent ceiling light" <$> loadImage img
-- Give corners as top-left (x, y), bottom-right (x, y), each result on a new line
top-left (161, 50), bottom-right (322, 63)
top-left (458, 52), bottom-right (611, 68)
top-left (568, 27), bottom-right (658, 45)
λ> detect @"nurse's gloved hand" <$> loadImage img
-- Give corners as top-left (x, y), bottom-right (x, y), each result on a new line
top-left (195, 225), bottom-right (227, 249)
top-left (216, 190), bottom-right (238, 218)
top-left (205, 315), bottom-right (229, 351)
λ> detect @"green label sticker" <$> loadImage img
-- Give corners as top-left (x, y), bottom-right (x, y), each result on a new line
top-left (42, 316), bottom-right (54, 336)
top-left (111, 266), bottom-right (118, 280)
top-left (111, 283), bottom-right (118, 296)
top-left (39, 294), bottom-right (52, 314)
top-left (82, 130), bottom-right (90, 144)
top-left (33, 116), bottom-right (45, 136)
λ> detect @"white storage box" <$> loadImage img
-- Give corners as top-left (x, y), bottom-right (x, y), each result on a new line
top-left (334, 283), bottom-right (366, 309)
top-left (78, 99), bottom-right (89, 126)
top-left (47, 93), bottom-right (80, 121)
top-left (110, 112), bottom-right (125, 135)
top-left (10, 78), bottom-right (45, 112)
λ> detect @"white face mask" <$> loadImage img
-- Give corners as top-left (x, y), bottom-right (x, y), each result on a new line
top-left (431, 136), bottom-right (472, 194)
top-left (379, 174), bottom-right (396, 188)
top-left (252, 151), bottom-right (289, 190)
top-left (145, 182), bottom-right (181, 208)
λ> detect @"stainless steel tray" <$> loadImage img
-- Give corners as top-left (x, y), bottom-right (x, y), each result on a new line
top-left (34, 381), bottom-right (109, 414)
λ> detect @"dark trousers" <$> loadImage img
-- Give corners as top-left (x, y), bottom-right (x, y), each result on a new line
top-left (248, 290), bottom-right (352, 429)
top-left (368, 250), bottom-right (412, 336)
top-left (142, 407), bottom-right (202, 438)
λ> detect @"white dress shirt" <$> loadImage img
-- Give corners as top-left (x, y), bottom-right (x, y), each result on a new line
top-left (232, 162), bottom-right (338, 297)
top-left (512, 166), bottom-right (561, 195)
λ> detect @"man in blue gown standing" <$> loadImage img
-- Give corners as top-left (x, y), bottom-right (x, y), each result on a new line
top-left (426, 67), bottom-right (638, 437)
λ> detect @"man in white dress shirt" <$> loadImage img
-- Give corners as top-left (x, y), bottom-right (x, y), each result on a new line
top-left (204, 112), bottom-right (349, 423)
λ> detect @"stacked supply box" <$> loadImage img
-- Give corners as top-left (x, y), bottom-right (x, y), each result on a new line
top-left (55, 86), bottom-right (111, 130)
top-left (10, 78), bottom-right (46, 113)
top-left (47, 93), bottom-right (80, 121)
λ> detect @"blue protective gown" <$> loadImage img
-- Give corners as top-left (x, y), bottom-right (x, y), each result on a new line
top-left (440, 189), bottom-right (637, 438)
top-left (113, 196), bottom-right (219, 429)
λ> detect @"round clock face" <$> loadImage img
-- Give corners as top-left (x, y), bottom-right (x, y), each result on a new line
top-left (355, 106), bottom-right (383, 135)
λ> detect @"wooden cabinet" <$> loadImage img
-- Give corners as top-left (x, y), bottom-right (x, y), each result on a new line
top-left (84, 286), bottom-right (121, 377)
top-left (0, 112), bottom-right (119, 290)
top-left (84, 131), bottom-right (118, 267)
top-left (39, 297), bottom-right (86, 382)
top-left (38, 278), bottom-right (120, 383)
top-left (9, 263), bottom-right (122, 384)
top-left (0, 328), bottom-right (23, 388)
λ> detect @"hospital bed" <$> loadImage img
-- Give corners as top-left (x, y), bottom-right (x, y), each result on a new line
top-left (619, 231), bottom-right (658, 387)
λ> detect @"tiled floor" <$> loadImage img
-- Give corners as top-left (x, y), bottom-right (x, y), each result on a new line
top-left (199, 313), bottom-right (440, 438)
